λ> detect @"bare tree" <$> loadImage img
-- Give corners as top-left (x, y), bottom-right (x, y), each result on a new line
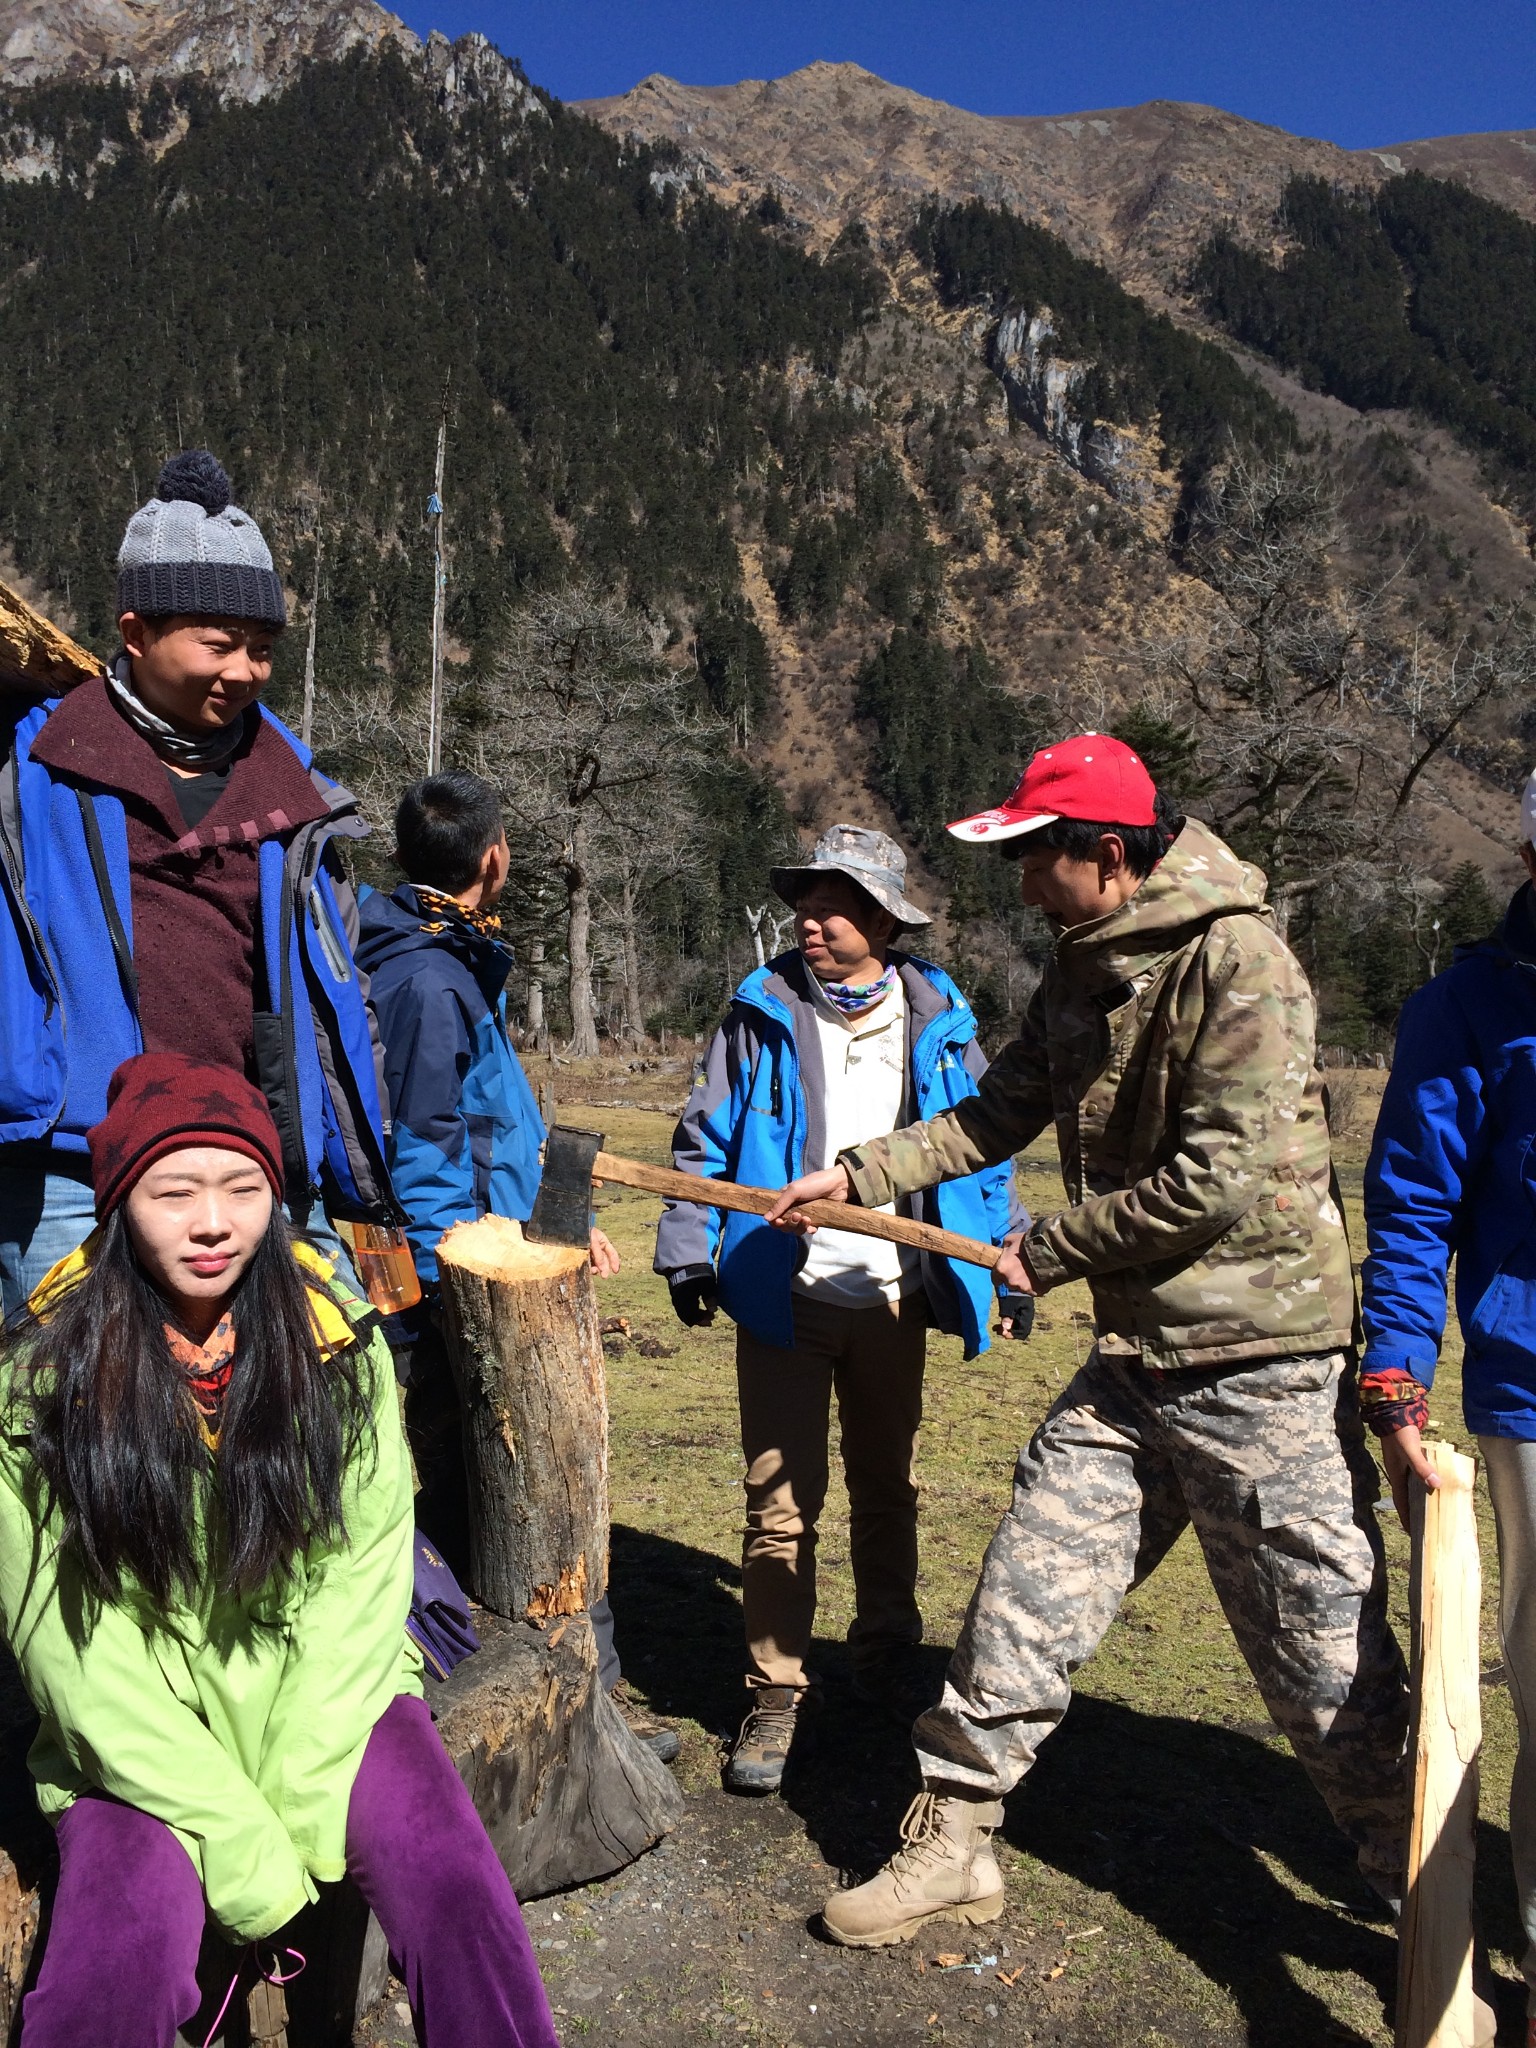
top-left (1151, 452), bottom-right (1380, 926)
top-left (306, 673), bottom-right (428, 837)
top-left (592, 792), bottom-right (702, 1042)
top-left (1373, 604), bottom-right (1536, 815)
top-left (479, 584), bottom-right (723, 1058)
top-left (1147, 448), bottom-right (1535, 935)
top-left (745, 902), bottom-right (795, 968)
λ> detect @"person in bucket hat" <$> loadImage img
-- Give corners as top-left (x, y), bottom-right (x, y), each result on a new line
top-left (769, 824), bottom-right (934, 931)
top-left (767, 735), bottom-right (1408, 1951)
top-left (654, 823), bottom-right (1027, 1797)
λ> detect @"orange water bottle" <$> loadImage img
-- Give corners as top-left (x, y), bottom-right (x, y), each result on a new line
top-left (335, 1220), bottom-right (423, 1314)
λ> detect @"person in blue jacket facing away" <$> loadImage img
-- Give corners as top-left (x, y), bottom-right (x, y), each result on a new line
top-left (655, 824), bottom-right (1028, 1794)
top-left (1362, 769), bottom-right (1536, 2030)
top-left (0, 451), bottom-right (394, 1317)
top-left (357, 768), bottom-right (617, 1521)
top-left (356, 772), bottom-right (681, 1760)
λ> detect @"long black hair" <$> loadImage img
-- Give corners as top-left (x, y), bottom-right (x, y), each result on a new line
top-left (11, 1208), bottom-right (372, 1607)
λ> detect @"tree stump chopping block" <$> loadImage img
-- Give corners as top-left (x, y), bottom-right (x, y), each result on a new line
top-left (438, 1216), bottom-right (608, 1622)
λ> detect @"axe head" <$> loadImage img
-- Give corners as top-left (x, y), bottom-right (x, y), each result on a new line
top-left (527, 1125), bottom-right (606, 1247)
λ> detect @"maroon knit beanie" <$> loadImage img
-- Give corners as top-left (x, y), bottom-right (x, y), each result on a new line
top-left (88, 1053), bottom-right (284, 1220)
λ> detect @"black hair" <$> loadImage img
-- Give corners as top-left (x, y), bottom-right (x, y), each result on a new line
top-left (10, 1208), bottom-right (372, 1608)
top-left (394, 769), bottom-right (504, 893)
top-left (1001, 788), bottom-right (1184, 880)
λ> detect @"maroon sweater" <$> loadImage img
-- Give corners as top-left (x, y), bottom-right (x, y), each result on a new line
top-left (29, 680), bottom-right (329, 1080)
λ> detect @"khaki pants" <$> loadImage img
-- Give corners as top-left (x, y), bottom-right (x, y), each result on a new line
top-left (736, 1291), bottom-right (928, 1692)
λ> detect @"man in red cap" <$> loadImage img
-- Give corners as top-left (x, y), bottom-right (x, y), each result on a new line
top-left (769, 733), bottom-right (1408, 1949)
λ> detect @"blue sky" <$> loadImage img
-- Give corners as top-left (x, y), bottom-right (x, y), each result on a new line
top-left (396, 0), bottom-right (1535, 148)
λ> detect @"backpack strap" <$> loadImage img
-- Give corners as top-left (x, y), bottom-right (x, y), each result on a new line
top-left (74, 786), bottom-right (139, 1015)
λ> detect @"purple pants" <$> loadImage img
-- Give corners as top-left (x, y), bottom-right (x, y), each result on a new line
top-left (20, 1694), bottom-right (559, 2048)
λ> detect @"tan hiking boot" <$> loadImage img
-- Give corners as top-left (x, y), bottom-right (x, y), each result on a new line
top-left (821, 1791), bottom-right (1005, 1948)
top-left (723, 1686), bottom-right (814, 1795)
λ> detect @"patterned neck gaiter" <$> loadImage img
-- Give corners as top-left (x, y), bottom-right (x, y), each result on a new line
top-left (818, 962), bottom-right (898, 1018)
top-left (107, 653), bottom-right (252, 771)
top-left (412, 883), bottom-right (504, 939)
top-left (165, 1313), bottom-right (236, 1453)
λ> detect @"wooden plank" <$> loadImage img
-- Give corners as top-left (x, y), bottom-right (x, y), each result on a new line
top-left (1396, 1440), bottom-right (1481, 2048)
top-left (589, 1150), bottom-right (1003, 1271)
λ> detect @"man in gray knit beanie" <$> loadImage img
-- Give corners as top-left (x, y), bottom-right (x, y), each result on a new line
top-left (112, 449), bottom-right (287, 770)
top-left (0, 451), bottom-right (395, 1317)
top-left (117, 447), bottom-right (287, 631)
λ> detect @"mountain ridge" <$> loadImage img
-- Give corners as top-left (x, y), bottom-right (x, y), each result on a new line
top-left (0, 0), bottom-right (410, 97)
top-left (581, 61), bottom-right (1536, 293)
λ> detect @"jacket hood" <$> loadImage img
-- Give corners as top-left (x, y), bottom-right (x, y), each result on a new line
top-left (1055, 818), bottom-right (1271, 992)
top-left (356, 884), bottom-right (513, 990)
top-left (11, 1234), bottom-right (364, 1429)
top-left (1471, 879), bottom-right (1536, 969)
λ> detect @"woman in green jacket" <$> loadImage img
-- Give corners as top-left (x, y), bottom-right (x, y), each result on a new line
top-left (0, 1052), bottom-right (557, 2048)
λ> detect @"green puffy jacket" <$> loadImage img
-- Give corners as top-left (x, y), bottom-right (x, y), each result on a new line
top-left (842, 820), bottom-right (1356, 1370)
top-left (0, 1243), bottom-right (421, 1940)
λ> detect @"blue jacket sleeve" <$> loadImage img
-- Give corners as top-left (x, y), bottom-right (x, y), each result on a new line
top-left (1361, 976), bottom-right (1491, 1385)
top-left (376, 976), bottom-right (477, 1286)
top-left (963, 1039), bottom-right (1029, 1252)
top-left (653, 1015), bottom-right (752, 1279)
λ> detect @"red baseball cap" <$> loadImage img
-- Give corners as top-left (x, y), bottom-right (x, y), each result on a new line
top-left (947, 732), bottom-right (1157, 844)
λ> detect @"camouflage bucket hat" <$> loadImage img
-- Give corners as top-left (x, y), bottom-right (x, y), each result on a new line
top-left (770, 824), bottom-right (931, 929)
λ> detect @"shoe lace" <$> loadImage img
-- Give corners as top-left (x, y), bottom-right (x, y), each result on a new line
top-left (890, 1791), bottom-right (948, 1875)
top-left (740, 1701), bottom-right (797, 1747)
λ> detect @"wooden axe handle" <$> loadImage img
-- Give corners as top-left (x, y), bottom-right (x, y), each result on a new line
top-left (590, 1150), bottom-right (1003, 1272)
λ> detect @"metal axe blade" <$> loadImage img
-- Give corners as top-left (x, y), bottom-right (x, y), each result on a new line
top-left (526, 1125), bottom-right (606, 1246)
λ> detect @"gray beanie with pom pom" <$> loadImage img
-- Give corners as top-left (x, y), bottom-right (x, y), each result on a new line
top-left (117, 451), bottom-right (287, 628)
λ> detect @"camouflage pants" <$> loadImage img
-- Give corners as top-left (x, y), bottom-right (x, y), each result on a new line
top-left (914, 1348), bottom-right (1409, 1896)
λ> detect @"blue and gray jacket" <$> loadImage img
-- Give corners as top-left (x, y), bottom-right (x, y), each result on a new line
top-left (0, 693), bottom-right (395, 1223)
top-left (653, 950), bottom-right (1025, 1356)
top-left (1363, 882), bottom-right (1536, 1440)
top-left (356, 885), bottom-right (544, 1286)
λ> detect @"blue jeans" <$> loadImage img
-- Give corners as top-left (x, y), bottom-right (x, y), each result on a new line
top-left (0, 1160), bottom-right (96, 1318)
top-left (0, 1157), bottom-right (351, 1319)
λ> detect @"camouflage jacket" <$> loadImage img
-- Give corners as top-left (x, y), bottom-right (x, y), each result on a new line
top-left (842, 820), bottom-right (1356, 1370)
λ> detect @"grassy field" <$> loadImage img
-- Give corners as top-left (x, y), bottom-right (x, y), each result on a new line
top-left (501, 1062), bottom-right (1526, 2047)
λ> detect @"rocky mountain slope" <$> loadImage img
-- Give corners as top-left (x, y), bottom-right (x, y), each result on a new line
top-left (0, 0), bottom-right (408, 97)
top-left (0, 13), bottom-right (1533, 1042)
top-left (583, 62), bottom-right (1536, 293)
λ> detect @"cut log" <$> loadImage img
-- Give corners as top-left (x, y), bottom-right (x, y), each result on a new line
top-left (437, 1215), bottom-right (608, 1622)
top-left (433, 1607), bottom-right (680, 1896)
top-left (0, 576), bottom-right (103, 696)
top-left (1397, 1440), bottom-right (1482, 2048)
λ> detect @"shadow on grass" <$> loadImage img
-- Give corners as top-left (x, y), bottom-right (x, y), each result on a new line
top-left (608, 1523), bottom-right (1532, 2048)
